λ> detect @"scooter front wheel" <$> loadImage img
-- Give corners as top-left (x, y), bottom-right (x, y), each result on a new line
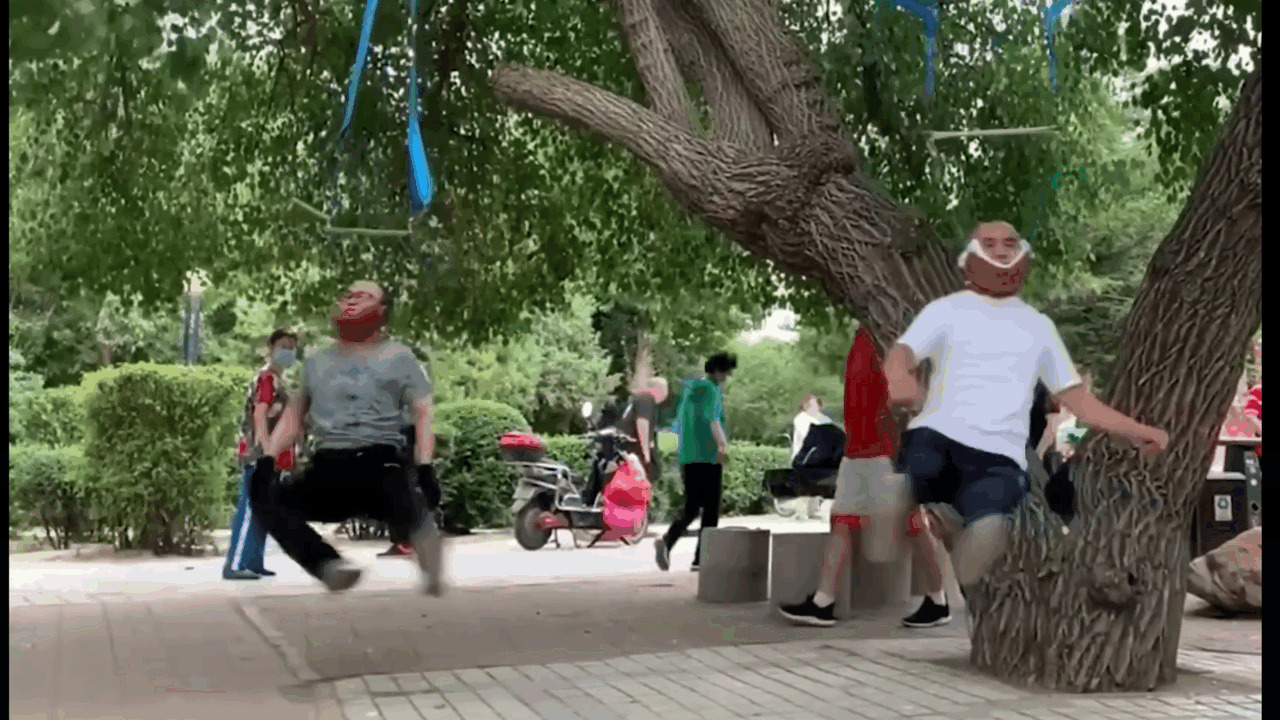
top-left (514, 502), bottom-right (553, 551)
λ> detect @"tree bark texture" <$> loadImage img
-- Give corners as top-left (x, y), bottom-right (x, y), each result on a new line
top-left (490, 0), bottom-right (1262, 692)
top-left (970, 67), bottom-right (1261, 691)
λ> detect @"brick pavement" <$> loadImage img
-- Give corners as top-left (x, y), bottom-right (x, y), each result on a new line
top-left (329, 638), bottom-right (1261, 720)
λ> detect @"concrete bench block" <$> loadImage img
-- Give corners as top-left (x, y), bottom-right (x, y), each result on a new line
top-left (770, 530), bottom-right (921, 616)
top-left (697, 527), bottom-right (770, 604)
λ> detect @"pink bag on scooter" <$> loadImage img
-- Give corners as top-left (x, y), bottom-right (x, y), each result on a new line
top-left (600, 459), bottom-right (651, 541)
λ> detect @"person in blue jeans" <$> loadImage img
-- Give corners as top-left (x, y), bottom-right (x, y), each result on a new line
top-left (224, 328), bottom-right (300, 581)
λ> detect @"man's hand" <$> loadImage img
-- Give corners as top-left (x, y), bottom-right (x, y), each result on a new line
top-left (716, 445), bottom-right (728, 465)
top-left (1126, 425), bottom-right (1169, 456)
top-left (887, 374), bottom-right (922, 407)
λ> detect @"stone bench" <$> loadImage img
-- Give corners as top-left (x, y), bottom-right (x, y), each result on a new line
top-left (770, 531), bottom-right (922, 617)
top-left (696, 527), bottom-right (770, 603)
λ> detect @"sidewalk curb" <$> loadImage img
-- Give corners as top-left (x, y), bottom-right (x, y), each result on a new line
top-left (235, 598), bottom-right (320, 683)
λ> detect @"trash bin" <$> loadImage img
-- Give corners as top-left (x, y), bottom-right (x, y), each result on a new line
top-left (1193, 472), bottom-right (1248, 557)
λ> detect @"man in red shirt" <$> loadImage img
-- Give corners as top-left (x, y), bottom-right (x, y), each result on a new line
top-left (780, 327), bottom-right (931, 626)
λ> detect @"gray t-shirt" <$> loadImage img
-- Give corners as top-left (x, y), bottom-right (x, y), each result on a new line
top-left (302, 340), bottom-right (433, 451)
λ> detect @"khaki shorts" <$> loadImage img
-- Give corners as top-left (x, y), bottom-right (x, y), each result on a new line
top-left (831, 456), bottom-right (898, 516)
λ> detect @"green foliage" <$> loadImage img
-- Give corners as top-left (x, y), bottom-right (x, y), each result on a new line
top-left (79, 363), bottom-right (245, 554)
top-left (717, 340), bottom-right (846, 447)
top-left (13, 386), bottom-right (86, 447)
top-left (9, 443), bottom-right (90, 549)
top-left (8, 367), bottom-right (45, 444)
top-left (543, 435), bottom-right (590, 481)
top-left (434, 400), bottom-right (530, 529)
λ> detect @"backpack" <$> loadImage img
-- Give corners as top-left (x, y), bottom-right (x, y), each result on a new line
top-left (793, 423), bottom-right (846, 470)
top-left (600, 458), bottom-right (651, 540)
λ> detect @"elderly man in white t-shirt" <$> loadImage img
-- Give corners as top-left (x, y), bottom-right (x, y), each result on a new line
top-left (871, 220), bottom-right (1168, 590)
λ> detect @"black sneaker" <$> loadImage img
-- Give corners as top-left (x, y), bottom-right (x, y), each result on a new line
top-left (778, 594), bottom-right (836, 627)
top-left (902, 596), bottom-right (952, 628)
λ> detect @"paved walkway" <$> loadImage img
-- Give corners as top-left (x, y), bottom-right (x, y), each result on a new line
top-left (331, 638), bottom-right (1261, 720)
top-left (9, 516), bottom-right (1262, 720)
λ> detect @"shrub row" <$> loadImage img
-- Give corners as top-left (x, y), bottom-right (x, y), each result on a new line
top-left (9, 363), bottom-right (791, 552)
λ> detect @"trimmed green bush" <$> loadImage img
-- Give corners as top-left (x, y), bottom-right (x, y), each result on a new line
top-left (80, 363), bottom-right (246, 554)
top-left (543, 435), bottom-right (589, 479)
top-left (9, 369), bottom-right (44, 445)
top-left (14, 385), bottom-right (85, 446)
top-left (435, 400), bottom-right (529, 529)
top-left (9, 443), bottom-right (90, 549)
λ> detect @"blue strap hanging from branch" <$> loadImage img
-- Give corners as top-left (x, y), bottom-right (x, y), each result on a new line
top-left (883, 0), bottom-right (939, 97)
top-left (405, 0), bottom-right (435, 214)
top-left (317, 0), bottom-right (435, 229)
top-left (1043, 0), bottom-right (1074, 93)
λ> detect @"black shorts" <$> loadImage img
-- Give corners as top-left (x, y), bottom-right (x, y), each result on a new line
top-left (896, 427), bottom-right (1029, 527)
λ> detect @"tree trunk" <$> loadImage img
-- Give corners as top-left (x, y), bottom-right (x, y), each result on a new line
top-left (969, 67), bottom-right (1261, 691)
top-left (490, 0), bottom-right (1261, 692)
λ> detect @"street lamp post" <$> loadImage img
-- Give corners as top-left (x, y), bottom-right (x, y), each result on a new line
top-left (181, 273), bottom-right (207, 365)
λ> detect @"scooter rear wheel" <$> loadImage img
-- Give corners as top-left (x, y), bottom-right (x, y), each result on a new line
top-left (514, 502), bottom-right (552, 551)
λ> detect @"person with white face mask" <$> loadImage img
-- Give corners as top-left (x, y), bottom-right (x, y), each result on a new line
top-left (871, 221), bottom-right (1169, 601)
top-left (224, 328), bottom-right (300, 580)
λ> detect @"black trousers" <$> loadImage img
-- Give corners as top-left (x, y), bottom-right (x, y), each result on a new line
top-left (249, 444), bottom-right (429, 579)
top-left (662, 463), bottom-right (723, 566)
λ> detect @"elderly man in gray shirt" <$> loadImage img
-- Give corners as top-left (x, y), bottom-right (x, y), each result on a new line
top-left (250, 280), bottom-right (444, 594)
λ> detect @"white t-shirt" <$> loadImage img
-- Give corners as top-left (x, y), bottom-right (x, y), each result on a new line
top-left (791, 411), bottom-right (834, 461)
top-left (897, 291), bottom-right (1082, 469)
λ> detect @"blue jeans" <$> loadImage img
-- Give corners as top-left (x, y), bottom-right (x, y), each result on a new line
top-left (224, 464), bottom-right (268, 573)
top-left (896, 427), bottom-right (1029, 527)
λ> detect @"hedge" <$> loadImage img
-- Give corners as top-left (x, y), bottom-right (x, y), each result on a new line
top-left (9, 443), bottom-right (90, 549)
top-left (435, 400), bottom-right (530, 529)
top-left (80, 363), bottom-right (246, 554)
top-left (13, 385), bottom-right (85, 447)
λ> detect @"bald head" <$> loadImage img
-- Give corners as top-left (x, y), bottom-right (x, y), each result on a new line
top-left (966, 221), bottom-right (1023, 265)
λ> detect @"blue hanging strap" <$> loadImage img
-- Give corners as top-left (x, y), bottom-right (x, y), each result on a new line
top-left (405, 0), bottom-right (435, 214)
top-left (340, 0), bottom-right (383, 140)
top-left (1043, 0), bottom-right (1073, 93)
top-left (887, 0), bottom-right (939, 97)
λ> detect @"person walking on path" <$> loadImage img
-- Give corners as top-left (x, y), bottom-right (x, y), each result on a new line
top-left (224, 328), bottom-right (299, 581)
top-left (251, 281), bottom-right (445, 594)
top-left (777, 329), bottom-right (906, 626)
top-left (873, 221), bottom-right (1168, 593)
top-left (655, 352), bottom-right (736, 572)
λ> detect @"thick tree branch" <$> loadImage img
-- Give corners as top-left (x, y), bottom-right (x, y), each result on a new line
top-left (613, 0), bottom-right (697, 130)
top-left (687, 0), bottom-right (848, 144)
top-left (492, 64), bottom-right (799, 230)
top-left (655, 0), bottom-right (773, 151)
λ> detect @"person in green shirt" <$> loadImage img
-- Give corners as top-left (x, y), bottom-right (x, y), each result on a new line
top-left (655, 352), bottom-right (736, 572)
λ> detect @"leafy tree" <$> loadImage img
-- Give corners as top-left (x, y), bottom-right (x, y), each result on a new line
top-left (487, 0), bottom-right (1260, 692)
top-left (719, 339), bottom-right (845, 447)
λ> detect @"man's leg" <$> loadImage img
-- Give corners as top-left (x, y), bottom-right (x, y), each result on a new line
top-left (778, 456), bottom-right (874, 626)
top-left (901, 507), bottom-right (954, 627)
top-left (249, 453), bottom-right (361, 590)
top-left (377, 454), bottom-right (445, 596)
top-left (691, 464), bottom-right (723, 569)
top-left (223, 465), bottom-right (260, 579)
top-left (656, 464), bottom-right (703, 571)
top-left (951, 454), bottom-right (1027, 587)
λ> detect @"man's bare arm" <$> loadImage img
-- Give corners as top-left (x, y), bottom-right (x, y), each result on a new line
top-left (885, 344), bottom-right (923, 403)
top-left (263, 398), bottom-right (305, 459)
top-left (636, 417), bottom-right (652, 464)
top-left (1056, 386), bottom-right (1166, 451)
top-left (413, 395), bottom-right (435, 465)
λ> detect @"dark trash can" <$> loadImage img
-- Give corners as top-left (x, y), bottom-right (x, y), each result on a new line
top-left (1192, 472), bottom-right (1249, 557)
